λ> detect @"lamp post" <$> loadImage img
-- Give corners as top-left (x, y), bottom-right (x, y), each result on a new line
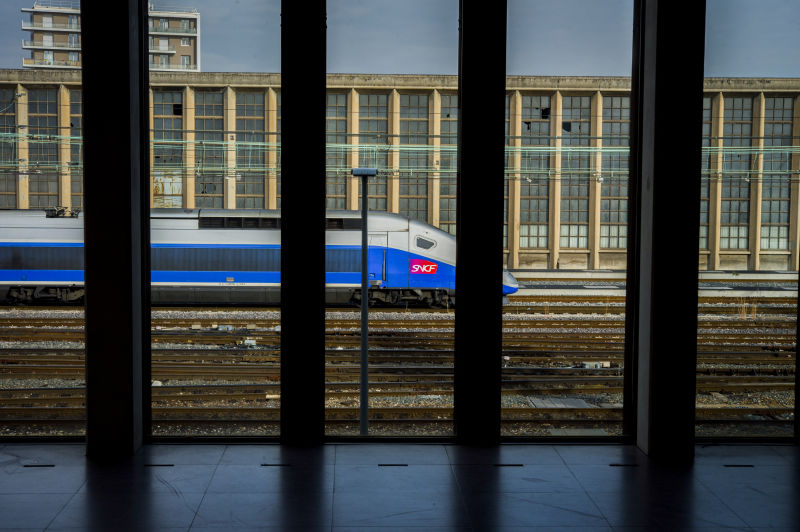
top-left (351, 167), bottom-right (377, 435)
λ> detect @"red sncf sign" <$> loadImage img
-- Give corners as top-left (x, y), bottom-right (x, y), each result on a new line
top-left (410, 259), bottom-right (438, 274)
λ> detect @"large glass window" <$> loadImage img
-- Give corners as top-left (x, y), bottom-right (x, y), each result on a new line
top-left (503, 0), bottom-right (632, 437)
top-left (194, 90), bottom-right (224, 208)
top-left (720, 96), bottom-right (753, 250)
top-left (398, 93), bottom-right (429, 222)
top-left (700, 96), bottom-right (713, 252)
top-left (697, 3), bottom-right (796, 439)
top-left (600, 95), bottom-right (629, 249)
top-left (559, 96), bottom-right (591, 249)
top-left (27, 88), bottom-right (58, 208)
top-left (761, 97), bottom-right (792, 250)
top-left (326, 1), bottom-right (457, 436)
top-left (358, 93), bottom-right (389, 210)
top-left (0, 88), bottom-right (16, 208)
top-left (438, 93), bottom-right (457, 235)
top-left (152, 89), bottom-right (184, 207)
top-left (148, 8), bottom-right (281, 437)
top-left (69, 89), bottom-right (83, 210)
top-left (519, 95), bottom-right (550, 249)
top-left (1, 3), bottom-right (86, 438)
top-left (235, 91), bottom-right (266, 209)
top-left (326, 92), bottom-right (347, 209)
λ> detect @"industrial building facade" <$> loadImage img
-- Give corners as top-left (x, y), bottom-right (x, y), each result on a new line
top-left (21, 1), bottom-right (200, 72)
top-left (1, 70), bottom-right (798, 271)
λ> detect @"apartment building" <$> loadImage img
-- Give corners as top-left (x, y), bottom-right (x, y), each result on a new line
top-left (21, 1), bottom-right (201, 72)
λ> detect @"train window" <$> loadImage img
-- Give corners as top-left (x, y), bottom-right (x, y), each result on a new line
top-left (326, 218), bottom-right (361, 230)
top-left (415, 236), bottom-right (435, 249)
top-left (198, 217), bottom-right (280, 229)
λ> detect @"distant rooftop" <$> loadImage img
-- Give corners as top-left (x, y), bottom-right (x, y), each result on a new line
top-left (29, 1), bottom-right (80, 10)
top-left (148, 3), bottom-right (199, 14)
top-left (25, 1), bottom-right (199, 14)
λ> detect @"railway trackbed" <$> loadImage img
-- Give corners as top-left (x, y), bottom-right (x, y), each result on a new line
top-left (0, 316), bottom-right (796, 329)
top-left (0, 406), bottom-right (792, 426)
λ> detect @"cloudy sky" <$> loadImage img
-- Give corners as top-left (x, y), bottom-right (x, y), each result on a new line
top-left (1, 0), bottom-right (798, 76)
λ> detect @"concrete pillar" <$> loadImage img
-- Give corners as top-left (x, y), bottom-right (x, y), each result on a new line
top-left (508, 90), bottom-right (522, 268)
top-left (749, 93), bottom-right (765, 270)
top-left (589, 91), bottom-right (603, 269)
top-left (549, 91), bottom-right (563, 269)
top-left (183, 85), bottom-right (195, 209)
top-left (708, 92), bottom-right (724, 270)
top-left (58, 84), bottom-right (71, 208)
top-left (429, 89), bottom-right (441, 226)
top-left (388, 89), bottom-right (400, 213)
top-left (148, 87), bottom-right (154, 208)
top-left (790, 95), bottom-right (800, 270)
top-left (346, 88), bottom-right (359, 210)
top-left (267, 87), bottom-right (278, 209)
top-left (224, 86), bottom-right (237, 209)
top-left (16, 85), bottom-right (29, 209)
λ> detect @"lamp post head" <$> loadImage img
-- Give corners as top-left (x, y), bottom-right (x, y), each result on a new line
top-left (351, 168), bottom-right (378, 177)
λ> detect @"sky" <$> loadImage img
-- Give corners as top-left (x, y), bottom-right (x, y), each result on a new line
top-left (1, 0), bottom-right (799, 77)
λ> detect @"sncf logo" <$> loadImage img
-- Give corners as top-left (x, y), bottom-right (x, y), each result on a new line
top-left (410, 259), bottom-right (438, 274)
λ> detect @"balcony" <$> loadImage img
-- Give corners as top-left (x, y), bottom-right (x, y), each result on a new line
top-left (22, 39), bottom-right (81, 51)
top-left (149, 46), bottom-right (176, 54)
top-left (148, 26), bottom-right (197, 36)
top-left (21, 20), bottom-right (80, 31)
top-left (149, 62), bottom-right (197, 72)
top-left (22, 57), bottom-right (81, 69)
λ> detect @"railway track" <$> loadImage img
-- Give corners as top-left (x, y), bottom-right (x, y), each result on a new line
top-left (1, 303), bottom-right (794, 436)
top-left (1, 315), bottom-right (796, 328)
top-left (0, 328), bottom-right (794, 351)
top-left (0, 405), bottom-right (791, 426)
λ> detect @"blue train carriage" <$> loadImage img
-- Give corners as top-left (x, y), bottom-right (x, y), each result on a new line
top-left (0, 209), bottom-right (85, 303)
top-left (0, 208), bottom-right (518, 305)
top-left (325, 211), bottom-right (458, 307)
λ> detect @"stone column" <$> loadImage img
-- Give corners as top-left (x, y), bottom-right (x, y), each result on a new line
top-left (16, 85), bottom-right (29, 209)
top-left (388, 89), bottom-right (400, 213)
top-left (346, 88), bottom-right (359, 210)
top-left (267, 87), bottom-right (278, 209)
top-left (549, 91), bottom-right (563, 269)
top-left (429, 89), bottom-right (441, 226)
top-left (183, 85), bottom-right (196, 209)
top-left (508, 90), bottom-right (522, 268)
top-left (589, 91), bottom-right (603, 269)
top-left (749, 92), bottom-right (765, 270)
top-left (58, 84), bottom-right (71, 208)
top-left (708, 92), bottom-right (724, 270)
top-left (224, 86), bottom-right (237, 209)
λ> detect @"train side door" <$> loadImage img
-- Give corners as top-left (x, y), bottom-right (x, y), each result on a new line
top-left (368, 233), bottom-right (388, 287)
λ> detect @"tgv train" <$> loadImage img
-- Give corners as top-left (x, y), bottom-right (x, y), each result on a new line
top-left (0, 209), bottom-right (519, 306)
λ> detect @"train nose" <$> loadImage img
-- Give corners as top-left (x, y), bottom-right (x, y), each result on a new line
top-left (502, 269), bottom-right (519, 295)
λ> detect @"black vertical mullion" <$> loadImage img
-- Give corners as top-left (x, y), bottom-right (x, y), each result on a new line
top-left (454, 0), bottom-right (507, 444)
top-left (632, 0), bottom-right (706, 462)
top-left (623, 0), bottom-right (644, 441)
top-left (82, 0), bottom-right (150, 459)
top-left (280, 0), bottom-right (326, 444)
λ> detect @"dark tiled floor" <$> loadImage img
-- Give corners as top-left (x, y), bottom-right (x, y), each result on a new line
top-left (0, 443), bottom-right (797, 531)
